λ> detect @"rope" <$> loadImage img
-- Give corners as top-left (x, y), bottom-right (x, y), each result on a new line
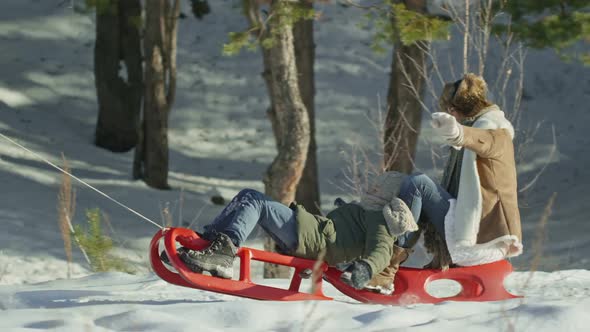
top-left (0, 132), bottom-right (163, 230)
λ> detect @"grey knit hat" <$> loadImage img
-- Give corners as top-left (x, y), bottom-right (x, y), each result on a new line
top-left (382, 197), bottom-right (418, 236)
top-left (359, 171), bottom-right (418, 237)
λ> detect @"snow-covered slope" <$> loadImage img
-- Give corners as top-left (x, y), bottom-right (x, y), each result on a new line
top-left (0, 0), bottom-right (590, 330)
top-left (1, 271), bottom-right (589, 331)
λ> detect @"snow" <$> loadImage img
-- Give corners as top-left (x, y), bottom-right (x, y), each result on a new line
top-left (0, 0), bottom-right (589, 330)
top-left (1, 271), bottom-right (589, 331)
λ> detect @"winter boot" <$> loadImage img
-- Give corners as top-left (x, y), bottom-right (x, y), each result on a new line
top-left (159, 248), bottom-right (205, 272)
top-left (364, 245), bottom-right (412, 295)
top-left (422, 222), bottom-right (453, 270)
top-left (179, 232), bottom-right (238, 279)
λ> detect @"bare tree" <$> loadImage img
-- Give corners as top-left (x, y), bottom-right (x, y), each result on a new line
top-left (93, 0), bottom-right (143, 152)
top-left (293, 0), bottom-right (320, 214)
top-left (134, 0), bottom-right (180, 189)
top-left (397, 0), bottom-right (555, 199)
top-left (383, 0), bottom-right (429, 173)
top-left (262, 7), bottom-right (310, 206)
top-left (244, 0), bottom-right (311, 278)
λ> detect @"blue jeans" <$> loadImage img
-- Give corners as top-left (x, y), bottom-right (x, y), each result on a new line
top-left (398, 173), bottom-right (453, 244)
top-left (202, 189), bottom-right (298, 252)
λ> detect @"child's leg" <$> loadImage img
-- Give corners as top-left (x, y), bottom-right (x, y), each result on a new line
top-left (398, 173), bottom-right (452, 242)
top-left (177, 189), bottom-right (297, 277)
top-left (204, 189), bottom-right (298, 252)
top-left (202, 189), bottom-right (253, 238)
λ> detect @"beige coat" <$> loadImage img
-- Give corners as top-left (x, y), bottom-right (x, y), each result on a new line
top-left (461, 126), bottom-right (522, 246)
top-left (446, 107), bottom-right (523, 266)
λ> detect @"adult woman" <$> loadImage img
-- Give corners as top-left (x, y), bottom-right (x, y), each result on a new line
top-left (398, 73), bottom-right (523, 267)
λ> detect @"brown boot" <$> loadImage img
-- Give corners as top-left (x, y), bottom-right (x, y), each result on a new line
top-left (422, 223), bottom-right (453, 270)
top-left (364, 245), bottom-right (411, 295)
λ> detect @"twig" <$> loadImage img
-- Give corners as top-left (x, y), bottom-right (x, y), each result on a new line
top-left (0, 263), bottom-right (8, 283)
top-left (187, 204), bottom-right (208, 229)
top-left (300, 249), bottom-right (328, 332)
top-left (519, 125), bottom-right (558, 193)
top-left (64, 210), bottom-right (91, 267)
top-left (178, 187), bottom-right (185, 226)
top-left (341, 0), bottom-right (382, 10)
top-left (503, 192), bottom-right (557, 331)
top-left (463, 0), bottom-right (470, 73)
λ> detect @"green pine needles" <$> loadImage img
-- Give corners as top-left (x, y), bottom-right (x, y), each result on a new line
top-left (223, 1), bottom-right (315, 56)
top-left (494, 0), bottom-right (590, 64)
top-left (392, 3), bottom-right (451, 45)
top-left (85, 0), bottom-right (117, 15)
top-left (73, 208), bottom-right (135, 274)
top-left (359, 1), bottom-right (451, 54)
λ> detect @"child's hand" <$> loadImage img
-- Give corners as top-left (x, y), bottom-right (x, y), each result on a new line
top-left (340, 260), bottom-right (373, 289)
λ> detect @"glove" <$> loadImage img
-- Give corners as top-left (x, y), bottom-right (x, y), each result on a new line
top-left (340, 260), bottom-right (373, 290)
top-left (431, 112), bottom-right (464, 146)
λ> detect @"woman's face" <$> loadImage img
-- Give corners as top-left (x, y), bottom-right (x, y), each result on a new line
top-left (447, 108), bottom-right (464, 121)
top-left (439, 83), bottom-right (464, 121)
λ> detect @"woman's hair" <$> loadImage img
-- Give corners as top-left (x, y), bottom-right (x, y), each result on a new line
top-left (439, 73), bottom-right (493, 117)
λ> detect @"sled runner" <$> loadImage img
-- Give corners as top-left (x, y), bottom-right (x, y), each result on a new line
top-left (150, 227), bottom-right (332, 301)
top-left (150, 227), bottom-right (521, 304)
top-left (324, 259), bottom-right (520, 305)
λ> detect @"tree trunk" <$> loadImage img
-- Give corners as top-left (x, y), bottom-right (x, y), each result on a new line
top-left (94, 0), bottom-right (143, 152)
top-left (293, 1), bottom-right (320, 215)
top-left (383, 1), bottom-right (428, 173)
top-left (247, 0), bottom-right (310, 278)
top-left (135, 0), bottom-right (180, 189)
top-left (263, 1), bottom-right (310, 211)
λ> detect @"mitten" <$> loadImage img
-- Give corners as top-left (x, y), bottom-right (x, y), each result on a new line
top-left (340, 260), bottom-right (373, 289)
top-left (431, 112), bottom-right (464, 146)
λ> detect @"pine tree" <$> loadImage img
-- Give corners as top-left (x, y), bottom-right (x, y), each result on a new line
top-left (495, 0), bottom-right (590, 64)
top-left (73, 209), bottom-right (134, 273)
top-left (225, 0), bottom-right (315, 278)
top-left (360, 0), bottom-right (451, 173)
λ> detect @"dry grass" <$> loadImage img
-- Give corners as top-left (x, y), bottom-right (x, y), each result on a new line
top-left (161, 202), bottom-right (173, 228)
top-left (336, 95), bottom-right (408, 199)
top-left (523, 193), bottom-right (557, 285)
top-left (301, 249), bottom-right (329, 332)
top-left (501, 192), bottom-right (557, 332)
top-left (57, 154), bottom-right (75, 278)
top-left (57, 154), bottom-right (91, 273)
top-left (0, 263), bottom-right (8, 283)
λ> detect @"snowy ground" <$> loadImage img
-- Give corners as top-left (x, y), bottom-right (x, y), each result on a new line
top-left (1, 271), bottom-right (590, 331)
top-left (1, 0), bottom-right (590, 330)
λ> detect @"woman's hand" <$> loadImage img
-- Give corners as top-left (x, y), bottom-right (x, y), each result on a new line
top-left (431, 112), bottom-right (464, 146)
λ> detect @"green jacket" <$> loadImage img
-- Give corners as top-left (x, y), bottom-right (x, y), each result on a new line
top-left (291, 203), bottom-right (396, 276)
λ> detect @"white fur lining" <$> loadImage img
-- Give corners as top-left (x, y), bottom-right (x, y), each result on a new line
top-left (453, 147), bottom-right (482, 244)
top-left (445, 199), bottom-right (522, 266)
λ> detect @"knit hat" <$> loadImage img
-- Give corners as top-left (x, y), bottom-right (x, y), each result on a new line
top-left (359, 171), bottom-right (418, 237)
top-left (382, 197), bottom-right (418, 236)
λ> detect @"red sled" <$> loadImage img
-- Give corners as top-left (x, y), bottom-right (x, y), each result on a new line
top-left (150, 227), bottom-right (521, 305)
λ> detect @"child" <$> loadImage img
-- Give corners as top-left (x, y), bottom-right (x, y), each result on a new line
top-left (164, 186), bottom-right (416, 292)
